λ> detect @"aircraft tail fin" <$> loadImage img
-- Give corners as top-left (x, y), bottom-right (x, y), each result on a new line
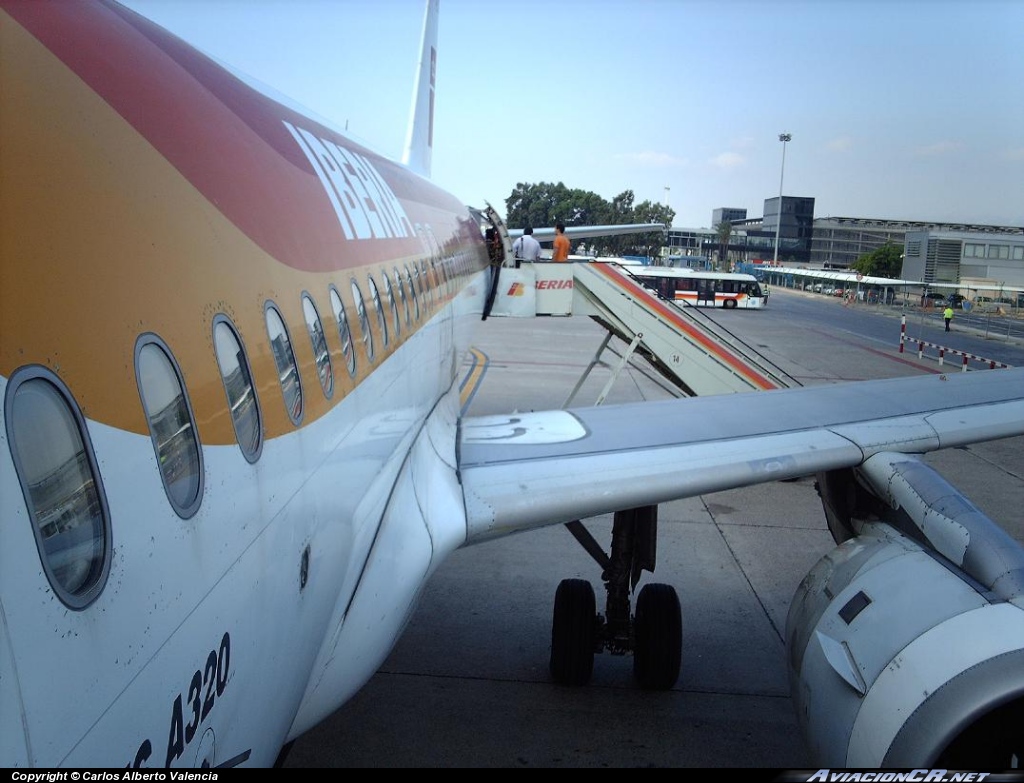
top-left (402, 0), bottom-right (439, 178)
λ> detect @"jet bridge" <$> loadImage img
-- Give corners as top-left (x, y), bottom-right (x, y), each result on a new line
top-left (488, 259), bottom-right (798, 397)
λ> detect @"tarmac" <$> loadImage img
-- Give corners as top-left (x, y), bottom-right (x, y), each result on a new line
top-left (284, 286), bottom-right (1024, 768)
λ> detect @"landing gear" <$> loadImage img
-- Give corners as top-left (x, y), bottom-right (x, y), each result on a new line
top-left (548, 506), bottom-right (682, 690)
top-left (549, 578), bottom-right (596, 686)
top-left (633, 583), bottom-right (682, 690)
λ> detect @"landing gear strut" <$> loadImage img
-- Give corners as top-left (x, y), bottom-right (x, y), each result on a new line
top-left (549, 506), bottom-right (682, 690)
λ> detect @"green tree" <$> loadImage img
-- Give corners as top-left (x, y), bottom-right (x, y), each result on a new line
top-left (505, 183), bottom-right (672, 259)
top-left (852, 242), bottom-right (903, 278)
top-left (506, 181), bottom-right (565, 229)
top-left (715, 220), bottom-right (733, 270)
top-left (625, 199), bottom-right (673, 259)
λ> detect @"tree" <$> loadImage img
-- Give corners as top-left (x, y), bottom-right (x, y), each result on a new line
top-left (628, 200), bottom-right (673, 260)
top-left (715, 220), bottom-right (733, 270)
top-left (506, 181), bottom-right (569, 229)
top-left (852, 242), bottom-right (903, 278)
top-left (504, 183), bottom-right (672, 259)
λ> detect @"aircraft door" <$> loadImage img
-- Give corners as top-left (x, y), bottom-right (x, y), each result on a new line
top-left (483, 203), bottom-right (514, 268)
top-left (481, 203), bottom-right (514, 319)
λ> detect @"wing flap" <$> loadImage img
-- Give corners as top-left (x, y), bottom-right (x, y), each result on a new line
top-left (458, 369), bottom-right (1024, 546)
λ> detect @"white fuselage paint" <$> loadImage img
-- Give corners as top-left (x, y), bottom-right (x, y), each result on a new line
top-left (0, 272), bottom-right (487, 767)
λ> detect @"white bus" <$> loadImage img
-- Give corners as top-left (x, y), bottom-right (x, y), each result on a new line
top-left (628, 267), bottom-right (768, 309)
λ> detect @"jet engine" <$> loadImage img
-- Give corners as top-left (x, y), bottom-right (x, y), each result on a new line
top-left (787, 452), bottom-right (1024, 767)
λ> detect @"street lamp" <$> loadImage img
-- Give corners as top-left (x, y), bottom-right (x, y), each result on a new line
top-left (772, 132), bottom-right (792, 266)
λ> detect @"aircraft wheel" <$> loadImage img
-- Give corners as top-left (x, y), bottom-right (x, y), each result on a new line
top-left (549, 578), bottom-right (596, 686)
top-left (633, 582), bottom-right (682, 690)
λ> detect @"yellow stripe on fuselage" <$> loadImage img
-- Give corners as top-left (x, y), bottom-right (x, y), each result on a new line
top-left (0, 13), bottom-right (481, 444)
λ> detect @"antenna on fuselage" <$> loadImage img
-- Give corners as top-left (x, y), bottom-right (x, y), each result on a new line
top-left (402, 0), bottom-right (438, 179)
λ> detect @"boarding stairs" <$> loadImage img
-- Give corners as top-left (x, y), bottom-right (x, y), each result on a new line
top-left (478, 204), bottom-right (795, 397)
top-left (564, 261), bottom-right (798, 397)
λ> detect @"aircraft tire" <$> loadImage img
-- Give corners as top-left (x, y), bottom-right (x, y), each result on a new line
top-left (633, 582), bottom-right (682, 690)
top-left (549, 578), bottom-right (596, 686)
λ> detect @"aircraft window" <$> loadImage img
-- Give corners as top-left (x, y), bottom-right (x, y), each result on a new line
top-left (394, 266), bottom-right (411, 327)
top-left (434, 259), bottom-right (444, 296)
top-left (405, 265), bottom-right (420, 322)
top-left (135, 335), bottom-right (204, 519)
top-left (5, 367), bottom-right (112, 609)
top-left (368, 275), bottom-right (388, 348)
top-left (213, 316), bottom-right (262, 462)
top-left (439, 258), bottom-right (450, 295)
top-left (329, 286), bottom-right (356, 377)
top-left (302, 294), bottom-right (334, 398)
top-left (264, 303), bottom-right (303, 425)
top-left (382, 271), bottom-right (401, 337)
top-left (420, 260), bottom-right (432, 305)
top-left (430, 259), bottom-right (440, 300)
top-left (351, 280), bottom-right (373, 362)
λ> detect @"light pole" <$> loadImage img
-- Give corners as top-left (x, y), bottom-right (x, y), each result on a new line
top-left (772, 132), bottom-right (791, 266)
top-left (664, 185), bottom-right (670, 207)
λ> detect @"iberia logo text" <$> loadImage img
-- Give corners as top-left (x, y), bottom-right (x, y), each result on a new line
top-left (537, 280), bottom-right (574, 290)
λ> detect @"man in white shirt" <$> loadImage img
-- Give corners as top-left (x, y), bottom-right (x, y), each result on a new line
top-left (511, 225), bottom-right (542, 267)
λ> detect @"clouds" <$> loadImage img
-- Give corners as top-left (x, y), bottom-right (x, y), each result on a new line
top-left (913, 140), bottom-right (962, 157)
top-left (617, 143), bottom-right (751, 173)
top-left (709, 152), bottom-right (744, 169)
top-left (615, 151), bottom-right (689, 167)
top-left (826, 136), bottom-right (854, 153)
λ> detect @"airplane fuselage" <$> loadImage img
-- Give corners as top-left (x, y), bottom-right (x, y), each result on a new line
top-left (0, 0), bottom-right (488, 767)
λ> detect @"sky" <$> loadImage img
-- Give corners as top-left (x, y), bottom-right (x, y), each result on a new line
top-left (118, 0), bottom-right (1024, 229)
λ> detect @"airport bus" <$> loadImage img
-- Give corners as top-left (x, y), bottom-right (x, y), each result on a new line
top-left (628, 267), bottom-right (768, 309)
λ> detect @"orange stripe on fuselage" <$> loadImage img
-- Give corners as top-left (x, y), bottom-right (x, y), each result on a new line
top-left (589, 265), bottom-right (777, 390)
top-left (0, 10), bottom-right (488, 442)
top-left (2, 0), bottom-right (467, 274)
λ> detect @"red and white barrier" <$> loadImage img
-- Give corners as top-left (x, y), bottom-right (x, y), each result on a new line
top-left (899, 315), bottom-right (1013, 371)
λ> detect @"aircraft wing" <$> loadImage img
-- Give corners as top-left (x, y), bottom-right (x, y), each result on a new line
top-left (507, 223), bottom-right (666, 241)
top-left (458, 367), bottom-right (1024, 544)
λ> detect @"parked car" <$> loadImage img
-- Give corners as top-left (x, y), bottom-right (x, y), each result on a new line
top-left (947, 293), bottom-right (967, 309)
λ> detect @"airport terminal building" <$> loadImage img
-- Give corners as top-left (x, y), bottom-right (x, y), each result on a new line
top-left (668, 197), bottom-right (815, 266)
top-left (664, 200), bottom-right (1024, 288)
top-left (902, 228), bottom-right (1024, 288)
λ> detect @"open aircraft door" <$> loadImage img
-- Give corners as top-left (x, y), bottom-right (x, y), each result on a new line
top-left (482, 205), bottom-right (539, 318)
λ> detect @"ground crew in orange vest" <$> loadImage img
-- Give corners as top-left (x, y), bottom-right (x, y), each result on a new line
top-left (552, 222), bottom-right (570, 262)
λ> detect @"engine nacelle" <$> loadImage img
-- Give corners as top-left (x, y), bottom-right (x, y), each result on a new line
top-left (788, 452), bottom-right (1024, 767)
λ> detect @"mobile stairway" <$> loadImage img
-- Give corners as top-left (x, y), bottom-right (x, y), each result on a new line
top-left (569, 260), bottom-right (798, 397)
top-left (486, 256), bottom-right (799, 398)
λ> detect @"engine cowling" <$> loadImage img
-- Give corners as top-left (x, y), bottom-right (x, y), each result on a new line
top-left (787, 452), bottom-right (1024, 767)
